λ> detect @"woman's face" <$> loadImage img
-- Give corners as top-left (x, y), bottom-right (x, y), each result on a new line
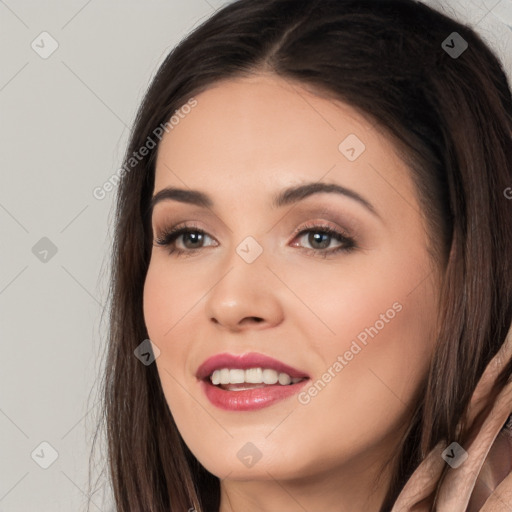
top-left (143, 74), bottom-right (440, 507)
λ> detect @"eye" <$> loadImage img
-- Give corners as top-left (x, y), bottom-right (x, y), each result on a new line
top-left (290, 222), bottom-right (356, 257)
top-left (153, 222), bottom-right (357, 258)
top-left (153, 223), bottom-right (217, 257)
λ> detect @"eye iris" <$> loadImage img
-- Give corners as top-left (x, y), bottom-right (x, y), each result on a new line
top-left (309, 232), bottom-right (330, 249)
top-left (183, 232), bottom-right (203, 249)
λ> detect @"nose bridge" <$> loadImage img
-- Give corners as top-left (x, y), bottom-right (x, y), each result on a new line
top-left (203, 232), bottom-right (284, 330)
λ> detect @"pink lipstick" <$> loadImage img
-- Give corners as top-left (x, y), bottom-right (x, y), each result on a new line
top-left (196, 352), bottom-right (310, 411)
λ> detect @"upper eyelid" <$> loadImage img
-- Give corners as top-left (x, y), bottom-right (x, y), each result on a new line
top-left (151, 202), bottom-right (364, 230)
top-left (154, 221), bottom-right (353, 245)
top-left (152, 209), bottom-right (361, 232)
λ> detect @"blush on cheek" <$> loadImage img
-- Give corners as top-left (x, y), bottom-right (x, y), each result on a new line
top-left (143, 266), bottom-right (186, 340)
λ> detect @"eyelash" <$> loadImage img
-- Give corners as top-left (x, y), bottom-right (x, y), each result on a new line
top-left (153, 222), bottom-right (357, 258)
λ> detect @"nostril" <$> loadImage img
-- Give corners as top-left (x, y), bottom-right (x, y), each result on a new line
top-left (240, 317), bottom-right (264, 326)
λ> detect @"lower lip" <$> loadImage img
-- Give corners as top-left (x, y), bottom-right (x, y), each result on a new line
top-left (200, 379), bottom-right (310, 411)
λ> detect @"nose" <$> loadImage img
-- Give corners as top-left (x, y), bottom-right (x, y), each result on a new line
top-left (204, 251), bottom-right (285, 332)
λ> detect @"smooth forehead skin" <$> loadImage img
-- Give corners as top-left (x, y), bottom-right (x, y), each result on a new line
top-left (144, 73), bottom-right (440, 511)
top-left (153, 73), bottom-right (423, 240)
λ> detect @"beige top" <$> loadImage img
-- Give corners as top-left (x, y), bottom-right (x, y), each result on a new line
top-left (391, 321), bottom-right (512, 511)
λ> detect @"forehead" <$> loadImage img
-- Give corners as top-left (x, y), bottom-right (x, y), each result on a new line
top-left (156, 74), bottom-right (369, 171)
top-left (153, 74), bottom-right (415, 219)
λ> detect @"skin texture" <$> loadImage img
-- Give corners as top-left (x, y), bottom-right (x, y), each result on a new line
top-left (143, 73), bottom-right (441, 512)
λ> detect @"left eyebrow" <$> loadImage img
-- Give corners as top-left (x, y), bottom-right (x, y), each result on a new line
top-left (272, 182), bottom-right (379, 218)
top-left (149, 181), bottom-right (380, 219)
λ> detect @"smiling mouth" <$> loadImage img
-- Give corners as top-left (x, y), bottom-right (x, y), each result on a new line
top-left (196, 353), bottom-right (310, 410)
top-left (200, 373), bottom-right (310, 411)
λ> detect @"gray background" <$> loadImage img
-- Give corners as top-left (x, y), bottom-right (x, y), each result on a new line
top-left (1, 1), bottom-right (511, 510)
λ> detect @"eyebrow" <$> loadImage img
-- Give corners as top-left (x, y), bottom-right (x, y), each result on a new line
top-left (149, 182), bottom-right (379, 218)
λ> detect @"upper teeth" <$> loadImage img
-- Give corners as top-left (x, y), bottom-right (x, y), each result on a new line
top-left (210, 368), bottom-right (303, 386)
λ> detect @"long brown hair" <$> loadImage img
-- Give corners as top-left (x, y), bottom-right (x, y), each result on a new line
top-left (87, 1), bottom-right (512, 510)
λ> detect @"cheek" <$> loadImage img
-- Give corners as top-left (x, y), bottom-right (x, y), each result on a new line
top-left (143, 258), bottom-right (201, 340)
top-left (294, 293), bottom-right (434, 462)
top-left (142, 259), bottom-right (206, 408)
top-left (279, 239), bottom-right (436, 360)
top-left (284, 249), bottom-right (437, 459)
top-left (142, 262), bottom-right (190, 397)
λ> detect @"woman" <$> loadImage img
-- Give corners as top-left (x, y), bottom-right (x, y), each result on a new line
top-left (90, 0), bottom-right (512, 510)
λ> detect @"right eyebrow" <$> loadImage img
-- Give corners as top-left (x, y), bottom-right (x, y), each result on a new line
top-left (150, 187), bottom-right (212, 213)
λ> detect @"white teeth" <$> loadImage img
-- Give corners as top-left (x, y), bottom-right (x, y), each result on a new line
top-left (262, 369), bottom-right (279, 384)
top-left (229, 369), bottom-right (245, 384)
top-left (219, 369), bottom-right (230, 385)
top-left (278, 373), bottom-right (291, 385)
top-left (211, 371), bottom-right (221, 385)
top-left (245, 367), bottom-right (263, 383)
top-left (209, 367), bottom-right (304, 386)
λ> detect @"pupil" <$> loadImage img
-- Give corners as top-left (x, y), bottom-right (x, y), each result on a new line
top-left (184, 232), bottom-right (203, 248)
top-left (310, 232), bottom-right (329, 249)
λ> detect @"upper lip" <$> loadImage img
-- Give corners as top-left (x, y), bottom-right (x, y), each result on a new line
top-left (196, 352), bottom-right (310, 380)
